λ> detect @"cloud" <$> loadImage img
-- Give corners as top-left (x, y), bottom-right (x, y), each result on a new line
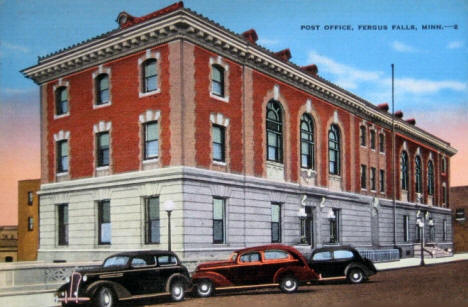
top-left (257, 38), bottom-right (280, 46)
top-left (1, 41), bottom-right (29, 53)
top-left (393, 78), bottom-right (466, 95)
top-left (2, 88), bottom-right (36, 95)
top-left (391, 41), bottom-right (418, 53)
top-left (308, 51), bottom-right (382, 89)
top-left (447, 41), bottom-right (464, 49)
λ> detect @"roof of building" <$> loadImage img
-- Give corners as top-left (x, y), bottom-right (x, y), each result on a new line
top-left (21, 2), bottom-right (457, 156)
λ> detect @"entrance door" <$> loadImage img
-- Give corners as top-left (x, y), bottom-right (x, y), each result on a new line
top-left (306, 207), bottom-right (314, 247)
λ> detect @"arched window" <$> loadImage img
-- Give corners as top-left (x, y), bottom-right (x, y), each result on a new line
top-left (400, 151), bottom-right (409, 190)
top-left (266, 100), bottom-right (283, 163)
top-left (415, 156), bottom-right (422, 193)
top-left (211, 65), bottom-right (225, 97)
top-left (95, 74), bottom-right (109, 105)
top-left (142, 59), bottom-right (157, 93)
top-left (328, 125), bottom-right (341, 175)
top-left (300, 114), bottom-right (314, 169)
top-left (427, 160), bottom-right (434, 195)
top-left (55, 86), bottom-right (68, 115)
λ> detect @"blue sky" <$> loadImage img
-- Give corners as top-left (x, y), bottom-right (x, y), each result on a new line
top-left (0, 0), bottom-right (467, 224)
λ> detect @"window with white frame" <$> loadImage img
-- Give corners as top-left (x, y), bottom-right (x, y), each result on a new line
top-left (98, 200), bottom-right (111, 245)
top-left (300, 113), bottom-right (315, 169)
top-left (211, 65), bottom-right (225, 97)
top-left (142, 59), bottom-right (157, 93)
top-left (266, 100), bottom-right (283, 163)
top-left (97, 132), bottom-right (110, 167)
top-left (329, 125), bottom-right (341, 175)
top-left (144, 121), bottom-right (159, 160)
top-left (271, 203), bottom-right (281, 243)
top-left (212, 124), bottom-right (225, 162)
top-left (55, 86), bottom-right (68, 116)
top-left (213, 198), bottom-right (226, 244)
top-left (57, 140), bottom-right (69, 173)
top-left (57, 204), bottom-right (68, 246)
top-left (145, 197), bottom-right (160, 244)
top-left (95, 74), bottom-right (110, 105)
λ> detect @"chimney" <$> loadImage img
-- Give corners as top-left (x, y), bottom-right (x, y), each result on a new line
top-left (405, 118), bottom-right (416, 125)
top-left (377, 103), bottom-right (389, 112)
top-left (395, 110), bottom-right (404, 119)
top-left (301, 64), bottom-right (318, 76)
top-left (273, 49), bottom-right (292, 62)
top-left (242, 29), bottom-right (258, 44)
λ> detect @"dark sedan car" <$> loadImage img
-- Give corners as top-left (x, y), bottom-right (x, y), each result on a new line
top-left (191, 244), bottom-right (319, 297)
top-left (309, 246), bottom-right (377, 284)
top-left (55, 250), bottom-right (191, 307)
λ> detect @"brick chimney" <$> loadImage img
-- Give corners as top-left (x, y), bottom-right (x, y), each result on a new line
top-left (395, 110), bottom-right (404, 119)
top-left (273, 49), bottom-right (292, 62)
top-left (242, 29), bottom-right (258, 44)
top-left (301, 64), bottom-right (318, 76)
top-left (377, 103), bottom-right (389, 112)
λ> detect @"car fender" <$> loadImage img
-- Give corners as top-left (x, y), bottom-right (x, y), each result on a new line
top-left (191, 271), bottom-right (233, 287)
top-left (344, 262), bottom-right (373, 277)
top-left (57, 283), bottom-right (70, 293)
top-left (165, 273), bottom-right (192, 292)
top-left (86, 280), bottom-right (131, 299)
top-left (273, 267), bottom-right (299, 283)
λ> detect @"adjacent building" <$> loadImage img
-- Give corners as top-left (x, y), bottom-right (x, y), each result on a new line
top-left (21, 2), bottom-right (456, 263)
top-left (450, 186), bottom-right (468, 252)
top-left (17, 179), bottom-right (41, 261)
top-left (0, 226), bottom-right (18, 262)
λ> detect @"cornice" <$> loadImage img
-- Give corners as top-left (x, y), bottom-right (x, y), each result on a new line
top-left (21, 9), bottom-right (456, 156)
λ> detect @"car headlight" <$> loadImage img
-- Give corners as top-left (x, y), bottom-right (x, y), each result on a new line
top-left (82, 275), bottom-right (87, 282)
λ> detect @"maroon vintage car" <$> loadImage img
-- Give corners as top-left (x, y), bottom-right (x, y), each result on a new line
top-left (191, 244), bottom-right (319, 297)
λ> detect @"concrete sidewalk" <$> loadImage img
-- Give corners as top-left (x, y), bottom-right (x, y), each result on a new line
top-left (375, 252), bottom-right (468, 271)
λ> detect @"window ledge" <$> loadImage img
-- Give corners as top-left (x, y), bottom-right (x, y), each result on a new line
top-left (139, 89), bottom-right (161, 98)
top-left (54, 113), bottom-right (70, 120)
top-left (379, 151), bottom-right (385, 155)
top-left (143, 158), bottom-right (159, 164)
top-left (360, 145), bottom-right (367, 148)
top-left (371, 148), bottom-right (376, 152)
top-left (329, 174), bottom-right (341, 180)
top-left (213, 160), bottom-right (226, 166)
top-left (361, 188), bottom-right (368, 192)
top-left (266, 160), bottom-right (284, 167)
top-left (93, 101), bottom-right (112, 109)
top-left (370, 189), bottom-right (377, 193)
top-left (96, 166), bottom-right (110, 171)
top-left (210, 92), bottom-right (229, 103)
top-left (56, 172), bottom-right (69, 177)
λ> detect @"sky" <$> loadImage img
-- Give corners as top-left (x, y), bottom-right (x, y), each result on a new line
top-left (0, 0), bottom-right (467, 225)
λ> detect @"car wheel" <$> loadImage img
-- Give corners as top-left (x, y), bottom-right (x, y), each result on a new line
top-left (170, 280), bottom-right (185, 302)
top-left (196, 279), bottom-right (214, 297)
top-left (93, 286), bottom-right (116, 307)
top-left (347, 268), bottom-right (365, 284)
top-left (279, 276), bottom-right (298, 293)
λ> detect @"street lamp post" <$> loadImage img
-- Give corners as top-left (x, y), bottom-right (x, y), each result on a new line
top-left (416, 210), bottom-right (431, 266)
top-left (163, 200), bottom-right (175, 251)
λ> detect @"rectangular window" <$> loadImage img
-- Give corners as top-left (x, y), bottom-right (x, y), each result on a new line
top-left (97, 132), bottom-right (109, 167)
top-left (370, 167), bottom-right (376, 191)
top-left (213, 198), bottom-right (226, 244)
top-left (360, 126), bottom-right (366, 146)
top-left (58, 204), bottom-right (68, 246)
top-left (329, 209), bottom-right (340, 243)
top-left (57, 140), bottom-right (69, 173)
top-left (443, 220), bottom-right (447, 241)
top-left (360, 165), bottom-right (367, 189)
top-left (143, 59), bottom-right (157, 93)
top-left (370, 130), bottom-right (376, 149)
top-left (403, 215), bottom-right (409, 242)
top-left (145, 197), bottom-right (160, 244)
top-left (144, 122), bottom-right (159, 160)
top-left (379, 133), bottom-right (385, 153)
top-left (98, 200), bottom-right (111, 245)
top-left (28, 217), bottom-right (34, 231)
top-left (380, 170), bottom-right (385, 193)
top-left (271, 203), bottom-right (281, 243)
top-left (55, 87), bottom-right (68, 116)
top-left (27, 192), bottom-right (33, 205)
top-left (416, 225), bottom-right (421, 242)
top-left (212, 125), bottom-right (225, 162)
top-left (442, 186), bottom-right (447, 205)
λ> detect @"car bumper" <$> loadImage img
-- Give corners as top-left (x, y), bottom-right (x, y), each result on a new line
top-left (55, 294), bottom-right (91, 305)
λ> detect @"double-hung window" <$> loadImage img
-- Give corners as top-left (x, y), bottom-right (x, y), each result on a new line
top-left (379, 133), bottom-right (385, 153)
top-left (370, 167), bottom-right (376, 191)
top-left (212, 125), bottom-right (225, 162)
top-left (98, 200), bottom-right (111, 245)
top-left (370, 130), bottom-right (376, 150)
top-left (145, 197), bottom-right (160, 244)
top-left (57, 140), bottom-right (69, 173)
top-left (380, 169), bottom-right (385, 193)
top-left (300, 114), bottom-right (314, 169)
top-left (143, 59), bottom-right (157, 93)
top-left (360, 165), bottom-right (367, 189)
top-left (271, 203), bottom-right (281, 243)
top-left (96, 74), bottom-right (110, 105)
top-left (58, 204), bottom-right (68, 246)
top-left (97, 132), bottom-right (109, 167)
top-left (360, 126), bottom-right (366, 146)
top-left (55, 87), bottom-right (68, 116)
top-left (144, 122), bottom-right (159, 160)
top-left (213, 198), bottom-right (225, 244)
top-left (266, 101), bottom-right (283, 163)
top-left (211, 65), bottom-right (225, 97)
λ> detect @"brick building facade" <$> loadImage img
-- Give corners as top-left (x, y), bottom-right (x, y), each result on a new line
top-left (22, 2), bottom-right (456, 262)
top-left (17, 179), bottom-right (41, 261)
top-left (450, 186), bottom-right (468, 252)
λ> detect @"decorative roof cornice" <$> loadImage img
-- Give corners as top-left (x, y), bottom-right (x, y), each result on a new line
top-left (21, 7), bottom-right (456, 156)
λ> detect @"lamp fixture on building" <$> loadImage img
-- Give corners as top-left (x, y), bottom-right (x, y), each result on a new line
top-left (163, 200), bottom-right (175, 252)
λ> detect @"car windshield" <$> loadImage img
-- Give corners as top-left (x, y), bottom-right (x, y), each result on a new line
top-left (103, 256), bottom-right (129, 268)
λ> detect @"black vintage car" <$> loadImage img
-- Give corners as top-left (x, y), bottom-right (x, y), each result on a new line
top-left (55, 250), bottom-right (191, 306)
top-left (309, 246), bottom-right (377, 284)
